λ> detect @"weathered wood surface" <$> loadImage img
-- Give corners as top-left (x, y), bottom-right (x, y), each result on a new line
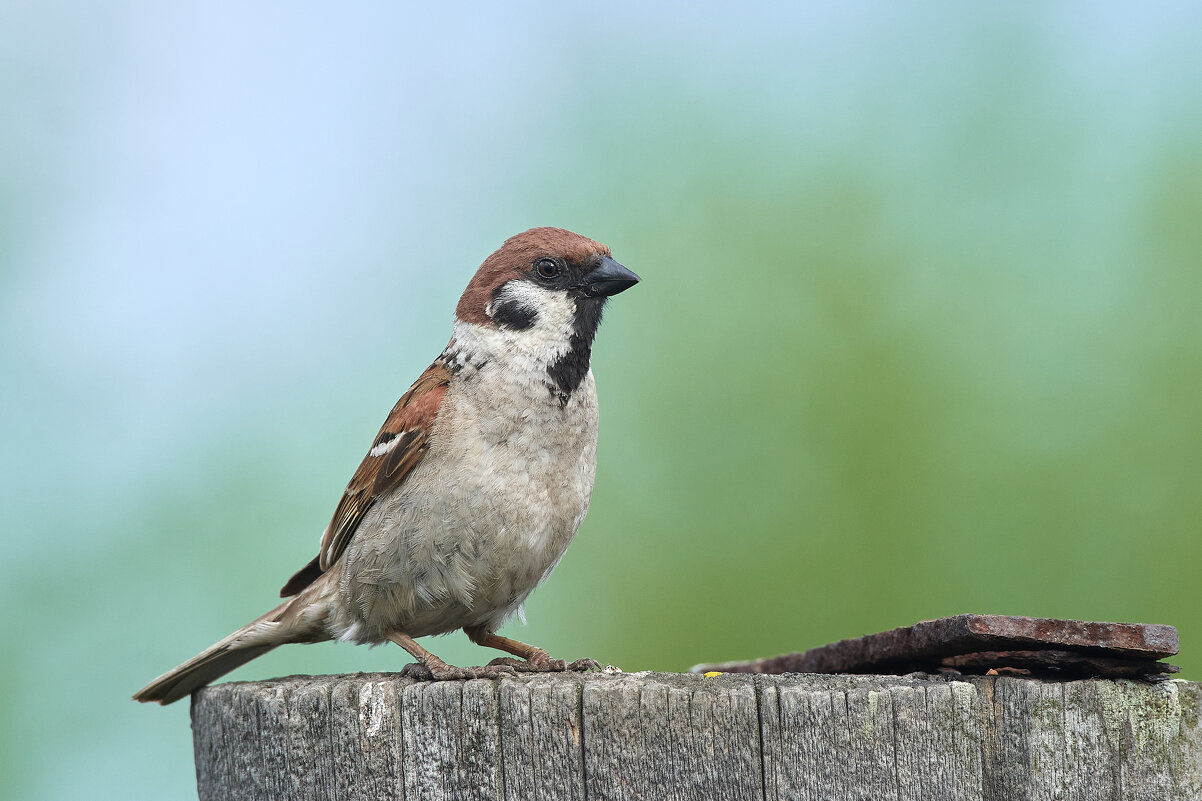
top-left (192, 671), bottom-right (1202, 801)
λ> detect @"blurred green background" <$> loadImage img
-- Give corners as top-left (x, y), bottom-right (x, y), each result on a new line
top-left (3, 2), bottom-right (1201, 799)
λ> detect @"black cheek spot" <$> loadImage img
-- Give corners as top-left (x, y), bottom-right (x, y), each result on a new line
top-left (490, 286), bottom-right (537, 330)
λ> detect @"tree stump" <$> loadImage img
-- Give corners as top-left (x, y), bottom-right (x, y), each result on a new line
top-left (192, 671), bottom-right (1202, 800)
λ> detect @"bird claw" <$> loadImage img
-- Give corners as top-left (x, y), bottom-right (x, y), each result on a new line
top-left (400, 662), bottom-right (436, 680)
top-left (401, 660), bottom-right (519, 681)
top-left (485, 655), bottom-right (601, 673)
top-left (460, 664), bottom-right (520, 679)
top-left (485, 656), bottom-right (537, 671)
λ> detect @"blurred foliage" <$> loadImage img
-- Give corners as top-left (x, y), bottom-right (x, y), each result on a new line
top-left (2, 3), bottom-right (1201, 800)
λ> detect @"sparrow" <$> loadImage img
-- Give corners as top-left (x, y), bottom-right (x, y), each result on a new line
top-left (134, 227), bottom-right (639, 704)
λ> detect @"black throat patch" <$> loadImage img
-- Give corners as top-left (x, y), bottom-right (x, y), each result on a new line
top-left (547, 296), bottom-right (605, 405)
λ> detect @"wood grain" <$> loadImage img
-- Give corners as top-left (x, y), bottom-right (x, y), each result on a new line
top-left (192, 671), bottom-right (1202, 800)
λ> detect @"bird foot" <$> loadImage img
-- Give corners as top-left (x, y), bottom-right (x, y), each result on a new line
top-left (401, 658), bottom-right (519, 681)
top-left (486, 654), bottom-right (601, 673)
top-left (567, 657), bottom-right (602, 672)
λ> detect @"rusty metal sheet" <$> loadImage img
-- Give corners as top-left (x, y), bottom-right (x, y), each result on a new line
top-left (692, 615), bottom-right (1179, 680)
top-left (941, 649), bottom-right (1181, 681)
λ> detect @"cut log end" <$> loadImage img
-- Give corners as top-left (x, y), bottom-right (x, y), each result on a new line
top-left (191, 670), bottom-right (1202, 801)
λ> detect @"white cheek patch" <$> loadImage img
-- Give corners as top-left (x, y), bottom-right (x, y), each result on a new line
top-left (509, 283), bottom-right (574, 335)
top-left (453, 283), bottom-right (577, 367)
top-left (489, 282), bottom-right (544, 325)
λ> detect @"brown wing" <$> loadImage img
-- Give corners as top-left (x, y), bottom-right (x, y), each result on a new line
top-left (279, 360), bottom-right (451, 597)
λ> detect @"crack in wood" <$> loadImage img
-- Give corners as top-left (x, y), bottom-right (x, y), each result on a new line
top-left (193, 671), bottom-right (1202, 800)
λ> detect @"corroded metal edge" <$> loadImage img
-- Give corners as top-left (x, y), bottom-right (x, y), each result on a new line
top-left (691, 615), bottom-right (1180, 678)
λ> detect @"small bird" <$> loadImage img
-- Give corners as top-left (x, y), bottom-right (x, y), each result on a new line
top-left (134, 227), bottom-right (639, 704)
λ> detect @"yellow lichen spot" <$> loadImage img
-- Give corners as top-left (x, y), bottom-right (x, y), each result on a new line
top-left (704, 671), bottom-right (722, 678)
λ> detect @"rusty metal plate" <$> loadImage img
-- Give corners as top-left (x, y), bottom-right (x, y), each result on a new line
top-left (692, 615), bottom-right (1179, 681)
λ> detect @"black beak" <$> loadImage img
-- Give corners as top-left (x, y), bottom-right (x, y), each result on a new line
top-left (582, 256), bottom-right (641, 298)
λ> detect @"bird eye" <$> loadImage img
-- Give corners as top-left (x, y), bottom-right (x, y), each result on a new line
top-left (534, 258), bottom-right (562, 279)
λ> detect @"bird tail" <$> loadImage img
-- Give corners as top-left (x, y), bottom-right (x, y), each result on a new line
top-left (133, 596), bottom-right (321, 705)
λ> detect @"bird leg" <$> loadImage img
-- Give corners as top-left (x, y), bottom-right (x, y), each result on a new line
top-left (387, 631), bottom-right (517, 680)
top-left (464, 626), bottom-right (599, 673)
